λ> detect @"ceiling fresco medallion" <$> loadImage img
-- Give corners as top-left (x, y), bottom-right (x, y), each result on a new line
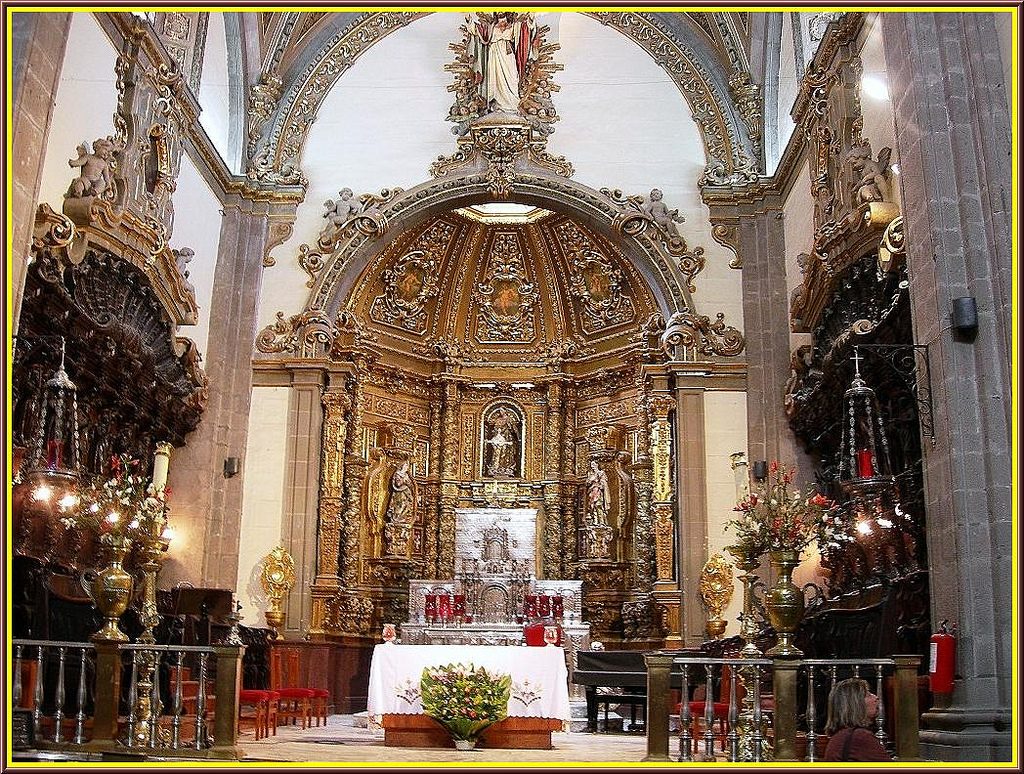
top-left (472, 232), bottom-right (538, 343)
top-left (557, 222), bottom-right (635, 332)
top-left (370, 249), bottom-right (440, 333)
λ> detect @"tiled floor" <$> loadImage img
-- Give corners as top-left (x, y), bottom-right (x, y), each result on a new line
top-left (239, 715), bottom-right (652, 764)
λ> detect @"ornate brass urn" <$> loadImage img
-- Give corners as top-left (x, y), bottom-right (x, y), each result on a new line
top-left (87, 533), bottom-right (134, 641)
top-left (764, 548), bottom-right (805, 657)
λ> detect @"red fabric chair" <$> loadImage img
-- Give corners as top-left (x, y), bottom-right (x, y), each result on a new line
top-left (270, 648), bottom-right (314, 729)
top-left (673, 664), bottom-right (736, 751)
top-left (239, 689), bottom-right (274, 739)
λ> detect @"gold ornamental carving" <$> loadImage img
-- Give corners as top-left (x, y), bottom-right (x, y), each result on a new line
top-left (472, 232), bottom-right (538, 342)
top-left (557, 221), bottom-right (635, 332)
top-left (316, 497), bottom-right (344, 585)
top-left (699, 553), bottom-right (735, 639)
top-left (323, 590), bottom-right (375, 637)
top-left (660, 310), bottom-right (746, 360)
top-left (260, 546), bottom-right (296, 639)
top-left (600, 187), bottom-right (707, 292)
top-left (650, 406), bottom-right (673, 504)
top-left (878, 215), bottom-right (905, 277)
top-left (653, 504), bottom-right (674, 581)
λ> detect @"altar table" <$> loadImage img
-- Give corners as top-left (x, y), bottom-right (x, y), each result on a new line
top-left (367, 644), bottom-right (571, 748)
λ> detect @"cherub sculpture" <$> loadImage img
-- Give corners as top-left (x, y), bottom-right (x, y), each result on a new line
top-left (173, 247), bottom-right (194, 278)
top-left (319, 188), bottom-right (360, 241)
top-left (66, 138), bottom-right (116, 199)
top-left (641, 188), bottom-right (685, 239)
top-left (847, 144), bottom-right (893, 203)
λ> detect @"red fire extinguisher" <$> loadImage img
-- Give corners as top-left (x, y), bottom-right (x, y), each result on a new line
top-left (929, 619), bottom-right (957, 694)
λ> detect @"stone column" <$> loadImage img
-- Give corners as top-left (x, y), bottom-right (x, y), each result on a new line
top-left (10, 13), bottom-right (72, 334)
top-left (280, 367), bottom-right (327, 637)
top-left (882, 11), bottom-right (1012, 761)
top-left (673, 380), bottom-right (710, 646)
top-left (175, 201), bottom-right (267, 590)
top-left (734, 203), bottom-right (809, 474)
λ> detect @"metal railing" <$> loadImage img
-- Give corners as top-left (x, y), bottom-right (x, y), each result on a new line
top-left (11, 638), bottom-right (243, 760)
top-left (642, 652), bottom-right (921, 763)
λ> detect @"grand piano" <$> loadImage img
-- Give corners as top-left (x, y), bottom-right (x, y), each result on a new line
top-left (572, 650), bottom-right (687, 732)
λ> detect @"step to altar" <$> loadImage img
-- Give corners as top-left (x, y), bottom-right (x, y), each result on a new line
top-left (381, 714), bottom-right (562, 749)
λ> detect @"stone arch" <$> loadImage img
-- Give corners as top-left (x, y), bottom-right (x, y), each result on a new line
top-left (248, 11), bottom-right (756, 187)
top-left (306, 172), bottom-right (695, 325)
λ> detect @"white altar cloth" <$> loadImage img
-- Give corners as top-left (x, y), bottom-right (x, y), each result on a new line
top-left (367, 644), bottom-right (571, 721)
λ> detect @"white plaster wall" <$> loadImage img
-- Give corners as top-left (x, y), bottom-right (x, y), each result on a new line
top-left (774, 14), bottom-right (799, 174)
top-left (258, 11), bottom-right (743, 334)
top-left (37, 12), bottom-right (118, 211)
top-left (198, 12), bottom-right (232, 171)
top-left (858, 14), bottom-right (901, 211)
top-left (702, 391), bottom-right (748, 637)
top-left (170, 154), bottom-right (222, 355)
top-left (236, 386), bottom-right (291, 621)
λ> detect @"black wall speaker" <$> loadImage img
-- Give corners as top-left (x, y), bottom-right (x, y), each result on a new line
top-left (951, 297), bottom-right (978, 337)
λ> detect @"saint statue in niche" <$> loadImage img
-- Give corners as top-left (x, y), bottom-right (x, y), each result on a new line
top-left (483, 406), bottom-right (521, 478)
top-left (466, 12), bottom-right (540, 114)
top-left (586, 461), bottom-right (611, 525)
top-left (383, 459), bottom-right (416, 556)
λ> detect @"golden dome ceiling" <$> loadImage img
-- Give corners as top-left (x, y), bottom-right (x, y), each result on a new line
top-left (346, 211), bottom-right (659, 373)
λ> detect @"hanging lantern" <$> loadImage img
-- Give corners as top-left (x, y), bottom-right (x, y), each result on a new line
top-left (839, 348), bottom-right (895, 493)
top-left (22, 338), bottom-right (81, 508)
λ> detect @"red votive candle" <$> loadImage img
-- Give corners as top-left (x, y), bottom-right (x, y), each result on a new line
top-left (857, 449), bottom-right (874, 478)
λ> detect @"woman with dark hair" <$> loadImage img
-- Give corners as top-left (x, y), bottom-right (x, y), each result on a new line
top-left (823, 678), bottom-right (892, 761)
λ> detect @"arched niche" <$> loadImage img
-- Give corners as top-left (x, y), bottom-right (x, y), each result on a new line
top-left (306, 171), bottom-right (696, 324)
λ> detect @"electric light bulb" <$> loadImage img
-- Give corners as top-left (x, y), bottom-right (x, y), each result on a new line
top-left (32, 484), bottom-right (53, 502)
top-left (161, 526), bottom-right (176, 543)
top-left (856, 520), bottom-right (873, 535)
top-left (58, 492), bottom-right (80, 510)
top-left (89, 503), bottom-right (100, 513)
top-left (106, 512), bottom-right (120, 524)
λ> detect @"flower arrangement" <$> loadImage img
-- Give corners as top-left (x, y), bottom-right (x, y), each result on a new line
top-left (726, 461), bottom-right (835, 556)
top-left (61, 453), bottom-right (168, 542)
top-left (420, 662), bottom-right (511, 745)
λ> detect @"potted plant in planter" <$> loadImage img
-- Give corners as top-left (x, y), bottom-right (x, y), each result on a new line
top-left (420, 662), bottom-right (512, 750)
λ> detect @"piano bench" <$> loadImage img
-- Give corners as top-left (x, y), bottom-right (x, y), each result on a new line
top-left (591, 692), bottom-right (647, 733)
